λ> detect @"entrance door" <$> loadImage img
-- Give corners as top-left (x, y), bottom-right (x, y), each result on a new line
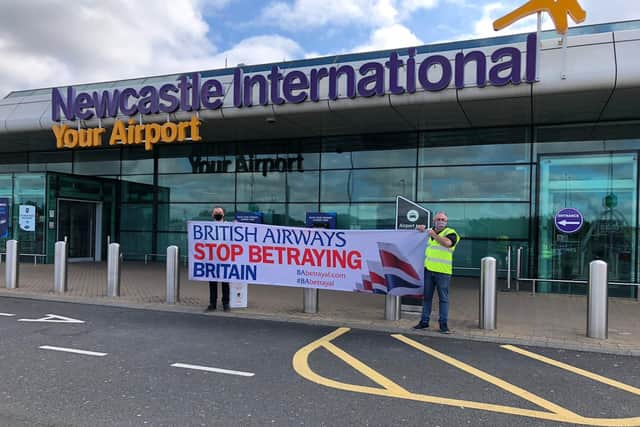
top-left (57, 199), bottom-right (97, 261)
top-left (538, 153), bottom-right (637, 297)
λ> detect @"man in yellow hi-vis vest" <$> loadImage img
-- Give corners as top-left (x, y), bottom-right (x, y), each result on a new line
top-left (414, 212), bottom-right (460, 334)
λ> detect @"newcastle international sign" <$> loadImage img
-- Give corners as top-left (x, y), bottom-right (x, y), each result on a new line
top-left (51, 35), bottom-right (539, 125)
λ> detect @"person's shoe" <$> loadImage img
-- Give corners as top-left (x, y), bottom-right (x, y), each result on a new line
top-left (205, 305), bottom-right (216, 312)
top-left (223, 305), bottom-right (230, 312)
top-left (439, 324), bottom-right (451, 334)
top-left (413, 321), bottom-right (429, 330)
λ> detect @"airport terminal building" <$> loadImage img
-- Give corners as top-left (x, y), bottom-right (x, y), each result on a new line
top-left (0, 21), bottom-right (639, 297)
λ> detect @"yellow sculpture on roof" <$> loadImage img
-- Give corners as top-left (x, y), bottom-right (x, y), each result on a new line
top-left (493, 0), bottom-right (587, 34)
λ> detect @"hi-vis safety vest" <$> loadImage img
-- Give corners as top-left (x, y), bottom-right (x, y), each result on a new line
top-left (424, 227), bottom-right (460, 275)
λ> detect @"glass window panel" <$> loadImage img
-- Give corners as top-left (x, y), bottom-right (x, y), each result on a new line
top-left (415, 202), bottom-right (530, 239)
top-left (120, 231), bottom-right (152, 260)
top-left (286, 171), bottom-right (319, 202)
top-left (157, 232), bottom-right (188, 256)
top-left (322, 133), bottom-right (417, 169)
top-left (536, 122), bottom-right (640, 143)
top-left (418, 165), bottom-right (530, 201)
top-left (74, 149), bottom-right (121, 176)
top-left (157, 203), bottom-right (217, 232)
top-left (157, 173), bottom-right (235, 203)
top-left (235, 203), bottom-right (317, 226)
top-left (321, 169), bottom-right (415, 203)
top-left (319, 203), bottom-right (395, 229)
top-left (0, 174), bottom-right (12, 198)
top-left (121, 148), bottom-right (154, 175)
top-left (13, 174), bottom-right (45, 253)
top-left (29, 151), bottom-right (72, 173)
top-left (235, 139), bottom-right (321, 170)
top-left (157, 143), bottom-right (235, 174)
top-left (420, 127), bottom-right (529, 165)
top-left (0, 152), bottom-right (27, 173)
top-left (537, 153), bottom-right (637, 293)
top-left (288, 139), bottom-right (321, 170)
top-left (120, 204), bottom-right (153, 231)
top-left (120, 175), bottom-right (154, 203)
top-left (452, 239), bottom-right (529, 277)
top-left (236, 172), bottom-right (285, 203)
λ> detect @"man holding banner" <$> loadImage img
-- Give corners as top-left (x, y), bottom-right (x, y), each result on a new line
top-left (206, 206), bottom-right (231, 312)
top-left (414, 212), bottom-right (460, 334)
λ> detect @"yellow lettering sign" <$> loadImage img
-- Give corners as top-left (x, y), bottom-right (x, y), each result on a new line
top-left (493, 0), bottom-right (586, 35)
top-left (54, 116), bottom-right (202, 152)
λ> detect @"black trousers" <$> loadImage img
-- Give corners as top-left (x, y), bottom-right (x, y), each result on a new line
top-left (208, 281), bottom-right (230, 307)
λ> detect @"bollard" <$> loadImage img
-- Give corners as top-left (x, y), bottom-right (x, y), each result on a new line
top-left (166, 245), bottom-right (180, 304)
top-left (587, 260), bottom-right (608, 339)
top-left (506, 246), bottom-right (512, 291)
top-left (54, 241), bottom-right (68, 294)
top-left (515, 247), bottom-right (523, 292)
top-left (303, 288), bottom-right (318, 314)
top-left (107, 243), bottom-right (121, 297)
top-left (384, 295), bottom-right (401, 321)
top-left (479, 257), bottom-right (497, 330)
top-left (5, 240), bottom-right (19, 289)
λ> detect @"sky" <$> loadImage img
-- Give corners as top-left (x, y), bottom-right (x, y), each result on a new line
top-left (0, 0), bottom-right (639, 99)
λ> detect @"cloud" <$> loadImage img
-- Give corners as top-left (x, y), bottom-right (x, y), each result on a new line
top-left (0, 0), bottom-right (303, 99)
top-left (261, 0), bottom-right (395, 30)
top-left (353, 24), bottom-right (423, 52)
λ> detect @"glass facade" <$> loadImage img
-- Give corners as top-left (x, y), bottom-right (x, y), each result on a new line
top-left (0, 121), bottom-right (639, 297)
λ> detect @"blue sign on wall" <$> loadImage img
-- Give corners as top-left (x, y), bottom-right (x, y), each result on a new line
top-left (305, 212), bottom-right (337, 229)
top-left (555, 208), bottom-right (583, 234)
top-left (0, 198), bottom-right (8, 238)
top-left (235, 211), bottom-right (263, 224)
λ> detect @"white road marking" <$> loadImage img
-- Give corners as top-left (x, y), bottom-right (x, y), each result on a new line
top-left (19, 314), bottom-right (84, 323)
top-left (39, 345), bottom-right (107, 357)
top-left (0, 313), bottom-right (16, 316)
top-left (171, 363), bottom-right (254, 377)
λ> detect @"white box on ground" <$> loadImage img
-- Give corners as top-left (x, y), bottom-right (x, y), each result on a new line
top-left (229, 282), bottom-right (248, 308)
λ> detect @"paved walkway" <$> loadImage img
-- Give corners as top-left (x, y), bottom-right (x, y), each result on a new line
top-left (1, 261), bottom-right (639, 355)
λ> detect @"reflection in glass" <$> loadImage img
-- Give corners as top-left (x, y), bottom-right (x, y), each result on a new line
top-left (157, 204), bottom-right (216, 232)
top-left (120, 204), bottom-right (154, 231)
top-left (74, 149), bottom-right (121, 176)
top-left (29, 151), bottom-right (72, 173)
top-left (157, 174), bottom-right (235, 203)
top-left (419, 202), bottom-right (529, 240)
top-left (420, 127), bottom-right (529, 165)
top-left (236, 172), bottom-right (285, 203)
top-left (322, 133), bottom-right (417, 169)
top-left (321, 169), bottom-right (415, 202)
top-left (319, 203), bottom-right (395, 229)
top-left (418, 165), bottom-right (530, 201)
top-left (120, 231), bottom-right (153, 260)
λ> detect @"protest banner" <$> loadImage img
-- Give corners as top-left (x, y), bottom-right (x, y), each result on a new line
top-left (188, 221), bottom-right (427, 295)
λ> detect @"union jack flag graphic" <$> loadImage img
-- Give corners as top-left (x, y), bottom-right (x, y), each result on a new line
top-left (366, 260), bottom-right (388, 294)
top-left (376, 242), bottom-right (424, 296)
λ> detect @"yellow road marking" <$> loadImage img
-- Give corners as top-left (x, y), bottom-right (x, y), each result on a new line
top-left (322, 341), bottom-right (410, 395)
top-left (392, 334), bottom-right (577, 418)
top-left (292, 328), bottom-right (640, 426)
top-left (502, 345), bottom-right (640, 396)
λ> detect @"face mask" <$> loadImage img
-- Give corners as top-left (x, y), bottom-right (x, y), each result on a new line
top-left (434, 220), bottom-right (447, 230)
top-left (213, 214), bottom-right (223, 221)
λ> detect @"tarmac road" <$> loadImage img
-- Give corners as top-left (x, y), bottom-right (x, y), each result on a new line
top-left (0, 297), bottom-right (639, 427)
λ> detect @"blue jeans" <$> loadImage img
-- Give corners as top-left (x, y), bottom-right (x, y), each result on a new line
top-left (420, 269), bottom-right (451, 325)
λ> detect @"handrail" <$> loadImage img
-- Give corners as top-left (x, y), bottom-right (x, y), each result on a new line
top-left (144, 253), bottom-right (188, 266)
top-left (0, 252), bottom-right (46, 265)
top-left (515, 246), bottom-right (640, 295)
